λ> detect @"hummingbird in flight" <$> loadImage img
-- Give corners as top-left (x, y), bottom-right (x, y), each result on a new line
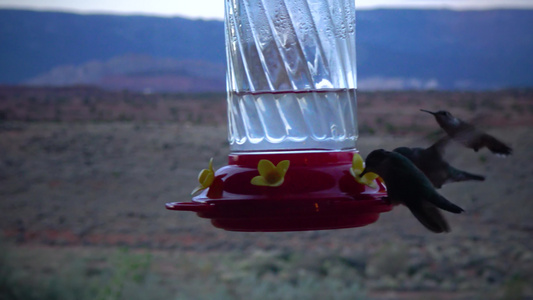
top-left (393, 136), bottom-right (485, 189)
top-left (420, 109), bottom-right (512, 155)
top-left (361, 149), bottom-right (464, 233)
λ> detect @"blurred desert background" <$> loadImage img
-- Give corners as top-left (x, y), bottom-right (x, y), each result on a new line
top-left (1, 86), bottom-right (532, 300)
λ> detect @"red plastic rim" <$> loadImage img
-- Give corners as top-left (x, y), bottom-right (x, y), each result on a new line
top-left (166, 151), bottom-right (392, 231)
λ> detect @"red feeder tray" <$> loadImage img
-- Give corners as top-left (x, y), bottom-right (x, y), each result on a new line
top-left (166, 151), bottom-right (392, 231)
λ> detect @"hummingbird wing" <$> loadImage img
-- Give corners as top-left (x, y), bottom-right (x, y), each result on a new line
top-left (428, 135), bottom-right (451, 157)
top-left (405, 201), bottom-right (451, 233)
top-left (447, 166), bottom-right (485, 184)
top-left (480, 133), bottom-right (513, 155)
top-left (444, 118), bottom-right (512, 155)
top-left (391, 152), bottom-right (464, 212)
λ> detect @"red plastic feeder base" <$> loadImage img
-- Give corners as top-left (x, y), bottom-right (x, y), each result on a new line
top-left (166, 151), bottom-right (392, 231)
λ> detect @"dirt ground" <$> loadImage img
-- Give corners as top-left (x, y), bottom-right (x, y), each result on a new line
top-left (1, 88), bottom-right (532, 299)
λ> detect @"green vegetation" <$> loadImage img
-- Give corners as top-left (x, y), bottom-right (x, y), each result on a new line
top-left (4, 241), bottom-right (529, 300)
top-left (0, 243), bottom-right (366, 300)
top-left (0, 244), bottom-right (158, 300)
top-left (501, 275), bottom-right (527, 300)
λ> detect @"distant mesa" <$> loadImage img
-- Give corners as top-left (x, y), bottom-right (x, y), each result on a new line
top-left (1, 9), bottom-right (533, 91)
top-left (25, 54), bottom-right (226, 93)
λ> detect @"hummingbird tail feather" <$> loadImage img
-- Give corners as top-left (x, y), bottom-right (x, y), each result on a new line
top-left (429, 194), bottom-right (464, 214)
top-left (407, 203), bottom-right (451, 233)
top-left (460, 171), bottom-right (485, 182)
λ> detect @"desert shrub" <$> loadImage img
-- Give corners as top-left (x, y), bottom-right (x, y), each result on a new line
top-left (0, 244), bottom-right (158, 300)
top-left (366, 243), bottom-right (408, 278)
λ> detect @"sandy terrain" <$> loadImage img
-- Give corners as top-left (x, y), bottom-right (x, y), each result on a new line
top-left (1, 87), bottom-right (532, 299)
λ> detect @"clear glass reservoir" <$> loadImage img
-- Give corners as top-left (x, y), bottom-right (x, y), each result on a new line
top-left (225, 0), bottom-right (358, 152)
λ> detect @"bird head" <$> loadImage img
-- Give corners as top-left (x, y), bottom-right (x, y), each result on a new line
top-left (420, 109), bottom-right (453, 119)
top-left (360, 149), bottom-right (389, 177)
top-left (420, 109), bottom-right (457, 126)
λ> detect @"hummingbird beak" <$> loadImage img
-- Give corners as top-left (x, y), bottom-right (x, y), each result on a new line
top-left (359, 168), bottom-right (369, 177)
top-left (420, 109), bottom-right (437, 115)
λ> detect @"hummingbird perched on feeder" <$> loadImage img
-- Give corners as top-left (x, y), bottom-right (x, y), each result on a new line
top-left (393, 136), bottom-right (485, 189)
top-left (361, 149), bottom-right (465, 233)
top-left (420, 109), bottom-right (512, 156)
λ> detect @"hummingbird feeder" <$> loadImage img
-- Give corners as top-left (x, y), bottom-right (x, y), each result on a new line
top-left (166, 0), bottom-right (392, 231)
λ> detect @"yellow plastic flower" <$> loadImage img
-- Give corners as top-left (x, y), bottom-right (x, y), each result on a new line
top-left (191, 158), bottom-right (215, 196)
top-left (251, 159), bottom-right (290, 187)
top-left (350, 153), bottom-right (380, 189)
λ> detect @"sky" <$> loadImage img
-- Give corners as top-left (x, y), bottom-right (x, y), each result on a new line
top-left (0, 0), bottom-right (532, 20)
